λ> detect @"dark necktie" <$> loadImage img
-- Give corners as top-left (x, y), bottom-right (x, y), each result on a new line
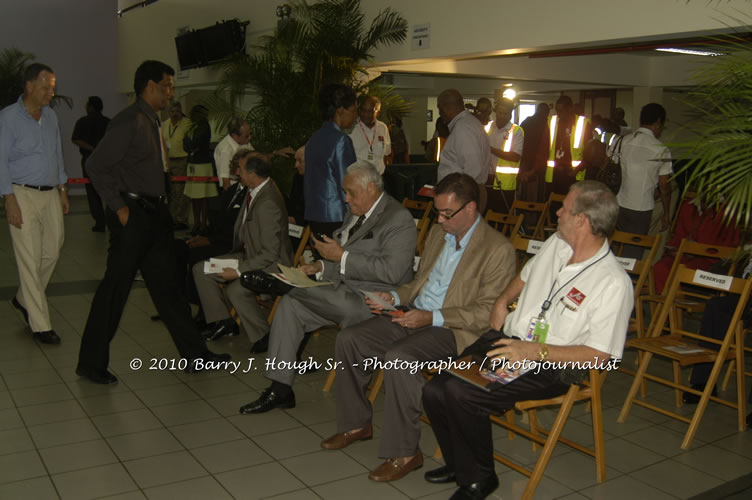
top-left (348, 215), bottom-right (366, 240)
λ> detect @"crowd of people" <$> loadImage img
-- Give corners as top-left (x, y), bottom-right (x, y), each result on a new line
top-left (1, 59), bottom-right (748, 500)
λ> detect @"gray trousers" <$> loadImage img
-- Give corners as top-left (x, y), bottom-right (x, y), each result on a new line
top-left (192, 262), bottom-right (268, 342)
top-left (335, 315), bottom-right (457, 458)
top-left (265, 284), bottom-right (372, 386)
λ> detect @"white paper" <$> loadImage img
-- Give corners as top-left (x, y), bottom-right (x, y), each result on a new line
top-left (615, 257), bottom-right (637, 271)
top-left (204, 258), bottom-right (239, 274)
top-left (277, 264), bottom-right (332, 287)
top-left (664, 345), bottom-right (705, 354)
top-left (526, 239), bottom-right (544, 255)
top-left (361, 290), bottom-right (397, 311)
top-left (693, 270), bottom-right (732, 291)
top-left (288, 224), bottom-right (303, 238)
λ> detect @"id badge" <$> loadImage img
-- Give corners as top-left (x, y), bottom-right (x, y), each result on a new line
top-left (367, 151), bottom-right (375, 161)
top-left (526, 317), bottom-right (549, 343)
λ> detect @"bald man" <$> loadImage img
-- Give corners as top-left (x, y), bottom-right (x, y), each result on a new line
top-left (348, 96), bottom-right (391, 175)
top-left (437, 89), bottom-right (491, 212)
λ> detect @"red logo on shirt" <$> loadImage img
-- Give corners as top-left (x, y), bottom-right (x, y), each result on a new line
top-left (567, 287), bottom-right (586, 305)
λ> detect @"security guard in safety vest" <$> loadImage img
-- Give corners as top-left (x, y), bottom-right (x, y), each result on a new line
top-left (546, 95), bottom-right (592, 196)
top-left (486, 98), bottom-right (524, 214)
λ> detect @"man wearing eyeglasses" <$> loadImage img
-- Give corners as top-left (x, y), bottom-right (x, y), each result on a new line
top-left (320, 173), bottom-right (515, 483)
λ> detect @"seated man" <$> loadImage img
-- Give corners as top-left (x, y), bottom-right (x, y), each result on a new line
top-left (193, 152), bottom-right (293, 347)
top-left (319, 173), bottom-right (516, 483)
top-left (422, 180), bottom-right (633, 500)
top-left (239, 161), bottom-right (417, 413)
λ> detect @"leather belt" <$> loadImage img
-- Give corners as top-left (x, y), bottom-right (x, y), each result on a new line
top-left (121, 192), bottom-right (165, 203)
top-left (13, 183), bottom-right (55, 191)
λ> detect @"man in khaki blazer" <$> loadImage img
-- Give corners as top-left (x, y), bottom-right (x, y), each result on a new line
top-left (194, 152), bottom-right (293, 346)
top-left (320, 173), bottom-right (516, 483)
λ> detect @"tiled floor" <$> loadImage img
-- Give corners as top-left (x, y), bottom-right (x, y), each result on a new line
top-left (1, 197), bottom-right (751, 499)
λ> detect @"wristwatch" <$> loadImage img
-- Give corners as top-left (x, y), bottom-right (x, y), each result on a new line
top-left (58, 185), bottom-right (67, 193)
top-left (538, 344), bottom-right (549, 362)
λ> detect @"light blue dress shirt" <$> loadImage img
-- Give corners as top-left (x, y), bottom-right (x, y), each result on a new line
top-left (393, 215), bottom-right (482, 326)
top-left (0, 96), bottom-right (66, 195)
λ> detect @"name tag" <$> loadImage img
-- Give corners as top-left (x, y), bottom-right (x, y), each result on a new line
top-left (288, 224), bottom-right (303, 238)
top-left (615, 257), bottom-right (636, 271)
top-left (526, 239), bottom-right (544, 254)
top-left (693, 270), bottom-right (732, 291)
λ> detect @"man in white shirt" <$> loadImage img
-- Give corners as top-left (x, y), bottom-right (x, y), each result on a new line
top-left (422, 180), bottom-right (632, 499)
top-left (437, 88), bottom-right (492, 211)
top-left (348, 96), bottom-right (391, 175)
top-left (611, 103), bottom-right (672, 258)
top-left (213, 118), bottom-right (253, 191)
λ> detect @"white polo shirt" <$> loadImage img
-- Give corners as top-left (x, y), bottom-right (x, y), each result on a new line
top-left (611, 127), bottom-right (672, 211)
top-left (504, 233), bottom-right (633, 358)
top-left (348, 119), bottom-right (391, 175)
top-left (213, 134), bottom-right (254, 186)
top-left (438, 110), bottom-right (491, 184)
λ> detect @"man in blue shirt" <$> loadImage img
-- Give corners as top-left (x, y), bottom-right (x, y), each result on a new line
top-left (0, 63), bottom-right (69, 345)
top-left (319, 173), bottom-right (516, 483)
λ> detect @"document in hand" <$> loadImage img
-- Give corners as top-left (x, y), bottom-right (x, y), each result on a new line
top-left (446, 355), bottom-right (527, 392)
top-left (275, 264), bottom-right (333, 288)
top-left (361, 290), bottom-right (397, 311)
top-left (203, 258), bottom-right (239, 274)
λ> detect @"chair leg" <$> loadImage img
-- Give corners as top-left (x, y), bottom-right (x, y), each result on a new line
top-left (736, 324), bottom-right (748, 432)
top-left (722, 360), bottom-right (735, 391)
top-left (673, 361), bottom-right (683, 408)
top-left (505, 410), bottom-right (516, 440)
top-left (368, 370), bottom-right (384, 404)
top-left (618, 352), bottom-right (654, 423)
top-left (529, 409), bottom-right (540, 452)
top-left (433, 445), bottom-right (443, 459)
top-left (322, 369), bottom-right (336, 393)
top-left (590, 376), bottom-right (606, 483)
top-left (522, 385), bottom-right (579, 500)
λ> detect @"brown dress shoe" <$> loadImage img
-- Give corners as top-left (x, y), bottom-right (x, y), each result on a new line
top-left (368, 451), bottom-right (423, 482)
top-left (320, 424), bottom-right (373, 449)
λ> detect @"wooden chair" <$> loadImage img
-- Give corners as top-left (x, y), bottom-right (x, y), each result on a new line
top-left (403, 198), bottom-right (434, 256)
top-left (491, 369), bottom-right (606, 500)
top-left (617, 265), bottom-right (751, 449)
top-left (540, 192), bottom-right (565, 238)
top-left (484, 211), bottom-right (523, 238)
top-left (511, 234), bottom-right (545, 273)
top-left (637, 239), bottom-right (738, 337)
top-left (510, 200), bottom-right (546, 240)
top-left (609, 231), bottom-right (661, 338)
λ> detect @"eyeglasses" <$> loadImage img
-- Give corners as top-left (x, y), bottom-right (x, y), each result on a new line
top-left (432, 200), bottom-right (470, 221)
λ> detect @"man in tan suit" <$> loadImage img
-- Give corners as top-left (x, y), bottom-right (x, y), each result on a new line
top-left (194, 152), bottom-right (293, 347)
top-left (320, 173), bottom-right (516, 482)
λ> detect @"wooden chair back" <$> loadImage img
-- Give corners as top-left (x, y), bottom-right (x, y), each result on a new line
top-left (403, 198), bottom-right (433, 256)
top-left (510, 200), bottom-right (546, 239)
top-left (485, 211), bottom-right (523, 238)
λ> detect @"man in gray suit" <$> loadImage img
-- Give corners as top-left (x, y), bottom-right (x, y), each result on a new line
top-left (194, 152), bottom-right (293, 347)
top-left (240, 161), bottom-right (417, 414)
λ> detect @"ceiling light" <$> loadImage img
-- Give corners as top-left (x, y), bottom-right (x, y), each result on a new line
top-left (503, 83), bottom-right (513, 87)
top-left (502, 88), bottom-right (516, 100)
top-left (655, 47), bottom-right (724, 57)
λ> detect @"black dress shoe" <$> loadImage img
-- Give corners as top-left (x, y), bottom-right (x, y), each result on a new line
top-left (33, 330), bottom-right (61, 345)
top-left (250, 333), bottom-right (269, 354)
top-left (11, 296), bottom-right (29, 324)
top-left (450, 475), bottom-right (499, 500)
top-left (203, 319), bottom-right (239, 341)
top-left (424, 465), bottom-right (456, 484)
top-left (184, 351), bottom-right (232, 373)
top-left (683, 384), bottom-right (717, 404)
top-left (239, 388), bottom-right (296, 414)
top-left (76, 366), bottom-right (118, 385)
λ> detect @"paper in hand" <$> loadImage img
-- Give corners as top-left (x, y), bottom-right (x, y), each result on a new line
top-left (361, 290), bottom-right (397, 311)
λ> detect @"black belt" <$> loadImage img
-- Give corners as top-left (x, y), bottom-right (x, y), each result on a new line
top-left (14, 183), bottom-right (55, 191)
top-left (121, 192), bottom-right (165, 203)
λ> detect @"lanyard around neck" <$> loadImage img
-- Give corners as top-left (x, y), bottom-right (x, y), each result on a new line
top-left (358, 120), bottom-right (376, 150)
top-left (538, 249), bottom-right (610, 318)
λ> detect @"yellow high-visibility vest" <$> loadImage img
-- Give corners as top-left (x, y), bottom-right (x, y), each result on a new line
top-left (546, 114), bottom-right (589, 183)
top-left (489, 123), bottom-right (524, 191)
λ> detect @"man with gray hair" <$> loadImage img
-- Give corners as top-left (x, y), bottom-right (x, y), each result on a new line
top-left (240, 161), bottom-right (417, 414)
top-left (421, 180), bottom-right (632, 499)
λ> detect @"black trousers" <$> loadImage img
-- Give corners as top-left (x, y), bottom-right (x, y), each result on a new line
top-left (78, 197), bottom-right (208, 373)
top-left (616, 207), bottom-right (652, 259)
top-left (82, 162), bottom-right (105, 228)
top-left (422, 331), bottom-right (569, 486)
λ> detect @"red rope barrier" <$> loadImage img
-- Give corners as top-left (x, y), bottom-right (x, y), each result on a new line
top-left (67, 176), bottom-right (220, 184)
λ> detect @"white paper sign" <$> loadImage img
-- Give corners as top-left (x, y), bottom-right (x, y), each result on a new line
top-left (413, 256), bottom-right (421, 272)
top-left (411, 23), bottom-right (430, 50)
top-left (288, 224), bottom-right (303, 238)
top-left (615, 257), bottom-right (637, 271)
top-left (526, 239), bottom-right (544, 255)
top-left (692, 270), bottom-right (732, 291)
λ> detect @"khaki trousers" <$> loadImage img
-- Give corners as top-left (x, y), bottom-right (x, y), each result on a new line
top-left (9, 185), bottom-right (64, 332)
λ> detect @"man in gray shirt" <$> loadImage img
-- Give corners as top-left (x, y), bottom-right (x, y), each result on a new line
top-left (76, 60), bottom-right (230, 385)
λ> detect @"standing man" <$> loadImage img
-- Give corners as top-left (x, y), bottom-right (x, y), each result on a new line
top-left (546, 96), bottom-right (591, 196)
top-left (72, 96), bottom-right (110, 232)
top-left (162, 102), bottom-right (192, 229)
top-left (194, 151), bottom-right (293, 346)
top-left (422, 181), bottom-right (632, 499)
top-left (320, 173), bottom-right (515, 483)
top-left (348, 96), bottom-right (391, 175)
top-left (612, 103), bottom-right (672, 259)
top-left (473, 97), bottom-right (493, 130)
top-left (437, 89), bottom-right (491, 212)
top-left (0, 63), bottom-right (69, 345)
top-left (486, 98), bottom-right (524, 213)
top-left (518, 102), bottom-right (550, 203)
top-left (77, 60), bottom-right (230, 385)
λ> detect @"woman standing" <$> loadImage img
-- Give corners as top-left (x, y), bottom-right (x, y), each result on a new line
top-left (183, 105), bottom-right (218, 235)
